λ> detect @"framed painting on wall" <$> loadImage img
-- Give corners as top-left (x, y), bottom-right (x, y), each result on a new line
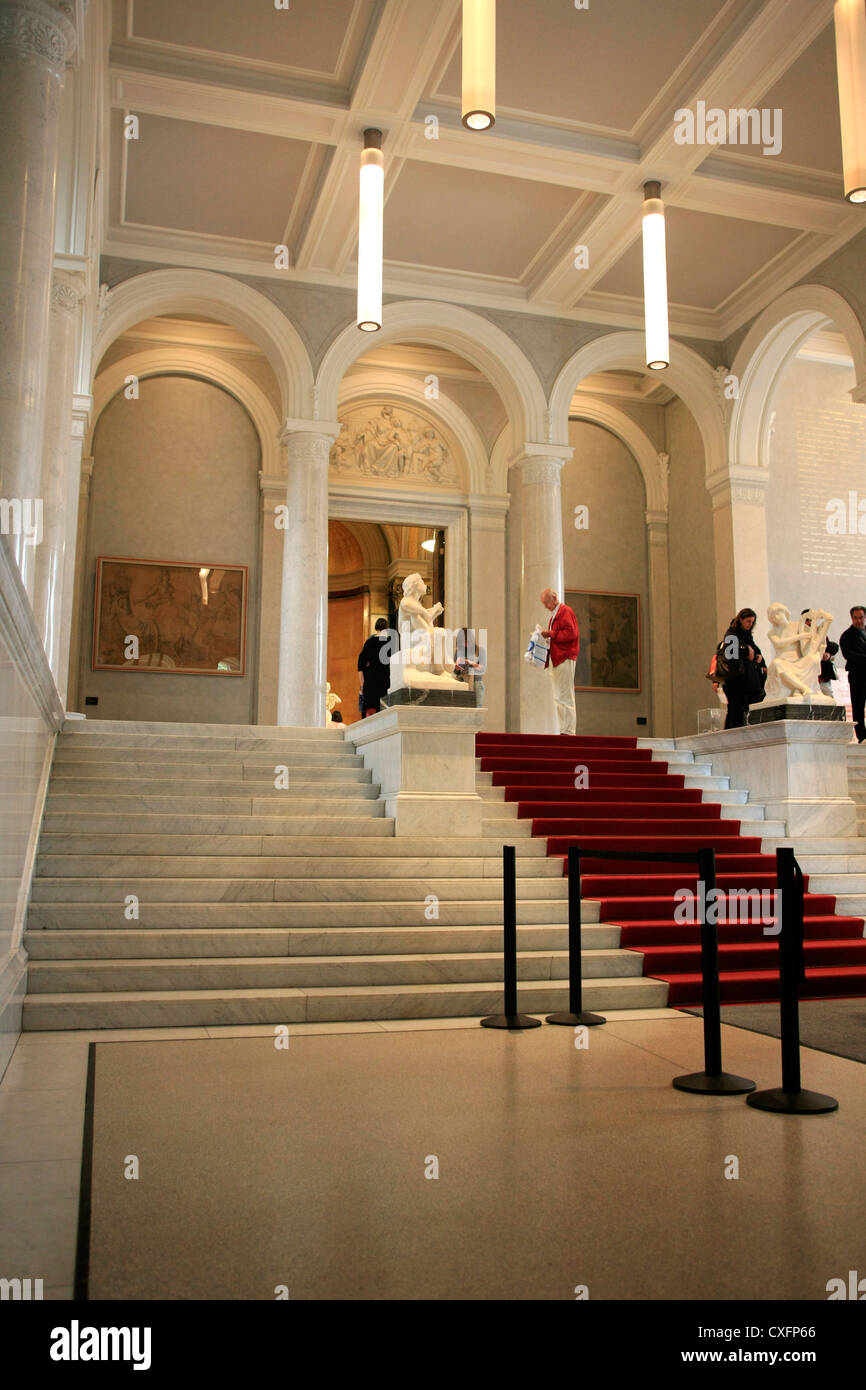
top-left (565, 589), bottom-right (641, 693)
top-left (92, 557), bottom-right (248, 675)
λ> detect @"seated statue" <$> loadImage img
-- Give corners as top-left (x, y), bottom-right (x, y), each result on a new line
top-left (759, 603), bottom-right (834, 703)
top-left (388, 573), bottom-right (464, 693)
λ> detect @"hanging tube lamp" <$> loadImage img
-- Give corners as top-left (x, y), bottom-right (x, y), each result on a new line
top-left (357, 129), bottom-right (384, 331)
top-left (834, 0), bottom-right (866, 203)
top-left (642, 181), bottom-right (669, 371)
top-left (462, 0), bottom-right (495, 130)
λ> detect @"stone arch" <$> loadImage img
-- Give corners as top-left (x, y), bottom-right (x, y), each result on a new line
top-left (94, 269), bottom-right (314, 420)
top-left (337, 368), bottom-right (489, 493)
top-left (88, 348), bottom-right (282, 478)
top-left (317, 300), bottom-right (548, 445)
top-left (566, 396), bottom-right (666, 513)
top-left (729, 283), bottom-right (866, 472)
top-left (548, 330), bottom-right (725, 481)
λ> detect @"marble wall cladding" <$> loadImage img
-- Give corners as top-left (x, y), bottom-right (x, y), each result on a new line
top-left (562, 420), bottom-right (649, 735)
top-left (0, 627), bottom-right (53, 1073)
top-left (767, 355), bottom-right (866, 623)
top-left (78, 376), bottom-right (261, 724)
top-left (665, 396), bottom-right (718, 737)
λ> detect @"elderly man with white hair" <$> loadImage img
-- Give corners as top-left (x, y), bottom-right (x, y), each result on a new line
top-left (540, 588), bottom-right (580, 735)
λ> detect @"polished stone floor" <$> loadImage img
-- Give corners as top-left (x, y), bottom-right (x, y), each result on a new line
top-left (1, 1008), bottom-right (863, 1300)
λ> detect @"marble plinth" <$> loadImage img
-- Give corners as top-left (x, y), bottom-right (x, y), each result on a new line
top-left (748, 701), bottom-right (845, 725)
top-left (383, 688), bottom-right (476, 708)
top-left (678, 719), bottom-right (858, 838)
top-left (347, 705), bottom-right (484, 836)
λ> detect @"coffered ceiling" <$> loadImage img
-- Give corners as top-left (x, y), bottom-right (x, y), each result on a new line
top-left (106, 0), bottom-right (863, 342)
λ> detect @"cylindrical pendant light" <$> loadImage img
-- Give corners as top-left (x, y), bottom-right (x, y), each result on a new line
top-left (642, 181), bottom-right (669, 371)
top-left (462, 0), bottom-right (495, 130)
top-left (357, 129), bottom-right (384, 332)
top-left (834, 0), bottom-right (866, 203)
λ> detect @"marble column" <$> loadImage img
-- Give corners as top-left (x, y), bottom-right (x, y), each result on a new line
top-left (0, 0), bottom-right (77, 593)
top-left (707, 467), bottom-right (771, 649)
top-left (33, 269), bottom-right (85, 680)
top-left (277, 420), bottom-right (341, 727)
top-left (512, 447), bottom-right (571, 734)
top-left (65, 454), bottom-right (91, 712)
top-left (504, 465), bottom-right (521, 732)
top-left (645, 509), bottom-right (674, 738)
top-left (257, 472), bottom-right (286, 725)
top-left (468, 494), bottom-right (508, 732)
top-left (55, 397), bottom-right (89, 707)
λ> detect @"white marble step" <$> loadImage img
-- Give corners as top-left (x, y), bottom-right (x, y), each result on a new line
top-left (35, 832), bottom-right (550, 857)
top-left (34, 853), bottom-right (564, 879)
top-left (47, 778), bottom-right (381, 801)
top-left (30, 874), bottom-right (571, 902)
top-left (24, 922), bottom-right (621, 960)
top-left (802, 873), bottom-right (866, 894)
top-left (482, 819), bottom-right (534, 837)
top-left (824, 895), bottom-right (866, 917)
top-left (772, 836), bottom-right (866, 853)
top-left (55, 732), bottom-right (351, 754)
top-left (45, 796), bottom-right (389, 821)
top-left (51, 759), bottom-right (372, 782)
top-left (22, 974), bottom-right (669, 1029)
top-left (796, 853), bottom-right (866, 873)
top-left (27, 898), bottom-right (592, 929)
top-left (26, 946), bottom-right (644, 993)
top-left (53, 747), bottom-right (365, 767)
top-left (61, 719), bottom-right (344, 739)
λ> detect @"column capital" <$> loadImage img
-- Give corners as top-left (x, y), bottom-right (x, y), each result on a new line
top-left (468, 493), bottom-right (509, 531)
top-left (706, 464), bottom-right (770, 510)
top-left (258, 471), bottom-right (287, 507)
top-left (509, 441), bottom-right (573, 473)
top-left (279, 416), bottom-right (342, 445)
top-left (50, 268), bottom-right (87, 315)
top-left (0, 0), bottom-right (78, 73)
top-left (645, 509), bottom-right (669, 541)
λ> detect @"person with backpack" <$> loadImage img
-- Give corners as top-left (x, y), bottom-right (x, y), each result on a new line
top-left (715, 608), bottom-right (767, 729)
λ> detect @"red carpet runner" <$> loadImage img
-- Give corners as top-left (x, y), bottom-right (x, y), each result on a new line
top-left (477, 731), bottom-right (866, 1006)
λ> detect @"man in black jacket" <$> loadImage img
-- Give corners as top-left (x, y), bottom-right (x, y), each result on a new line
top-left (839, 605), bottom-right (866, 743)
top-left (357, 618), bottom-right (392, 716)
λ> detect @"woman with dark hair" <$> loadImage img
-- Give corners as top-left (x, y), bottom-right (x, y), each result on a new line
top-left (720, 608), bottom-right (767, 729)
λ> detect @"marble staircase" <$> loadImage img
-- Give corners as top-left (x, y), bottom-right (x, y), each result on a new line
top-left (21, 720), bottom-right (667, 1029)
top-left (847, 744), bottom-right (866, 836)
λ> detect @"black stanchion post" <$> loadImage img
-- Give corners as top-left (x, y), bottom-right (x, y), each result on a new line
top-left (547, 845), bottom-right (605, 1027)
top-left (748, 848), bottom-right (838, 1114)
top-left (673, 846), bottom-right (756, 1095)
top-left (481, 844), bottom-right (542, 1031)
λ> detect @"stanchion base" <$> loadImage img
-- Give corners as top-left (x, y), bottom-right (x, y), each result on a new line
top-left (747, 1087), bottom-right (838, 1114)
top-left (480, 1014), bottom-right (542, 1030)
top-left (545, 1011), bottom-right (606, 1026)
top-left (673, 1070), bottom-right (756, 1095)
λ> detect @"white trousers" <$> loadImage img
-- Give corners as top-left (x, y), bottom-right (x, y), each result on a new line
top-left (550, 658), bottom-right (576, 734)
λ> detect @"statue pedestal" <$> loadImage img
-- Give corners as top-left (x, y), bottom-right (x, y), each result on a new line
top-left (678, 716), bottom-right (857, 838)
top-left (347, 705), bottom-right (485, 836)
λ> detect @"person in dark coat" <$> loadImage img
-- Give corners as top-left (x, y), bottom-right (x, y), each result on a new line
top-left (839, 605), bottom-right (866, 743)
top-left (720, 608), bottom-right (767, 729)
top-left (357, 618), bottom-right (392, 716)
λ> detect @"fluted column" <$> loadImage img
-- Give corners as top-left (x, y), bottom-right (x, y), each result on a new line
top-left (33, 269), bottom-right (85, 679)
top-left (707, 466), bottom-right (771, 648)
top-left (512, 446), bottom-right (571, 734)
top-left (277, 420), bottom-right (341, 727)
top-left (645, 509), bottom-right (674, 737)
top-left (0, 0), bottom-right (77, 592)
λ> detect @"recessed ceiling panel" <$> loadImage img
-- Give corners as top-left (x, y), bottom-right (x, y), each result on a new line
top-left (384, 160), bottom-right (580, 279)
top-left (717, 22), bottom-right (842, 173)
top-left (129, 0), bottom-right (375, 76)
top-left (594, 206), bottom-right (800, 310)
top-left (433, 0), bottom-right (728, 132)
top-left (124, 116), bottom-right (313, 243)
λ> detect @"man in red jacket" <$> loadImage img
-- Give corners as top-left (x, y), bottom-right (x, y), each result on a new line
top-left (540, 588), bottom-right (580, 734)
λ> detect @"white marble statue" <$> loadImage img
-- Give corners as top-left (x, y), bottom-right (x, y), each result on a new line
top-left (325, 683), bottom-right (342, 724)
top-left (760, 603), bottom-right (835, 704)
top-left (388, 573), bottom-right (464, 693)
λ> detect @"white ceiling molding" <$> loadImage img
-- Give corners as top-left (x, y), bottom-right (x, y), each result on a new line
top-left (317, 298), bottom-right (547, 444)
top-left (87, 347), bottom-right (282, 479)
top-left (548, 330), bottom-right (726, 482)
top-left (93, 268), bottom-right (315, 420)
top-left (728, 284), bottom-right (866, 473)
